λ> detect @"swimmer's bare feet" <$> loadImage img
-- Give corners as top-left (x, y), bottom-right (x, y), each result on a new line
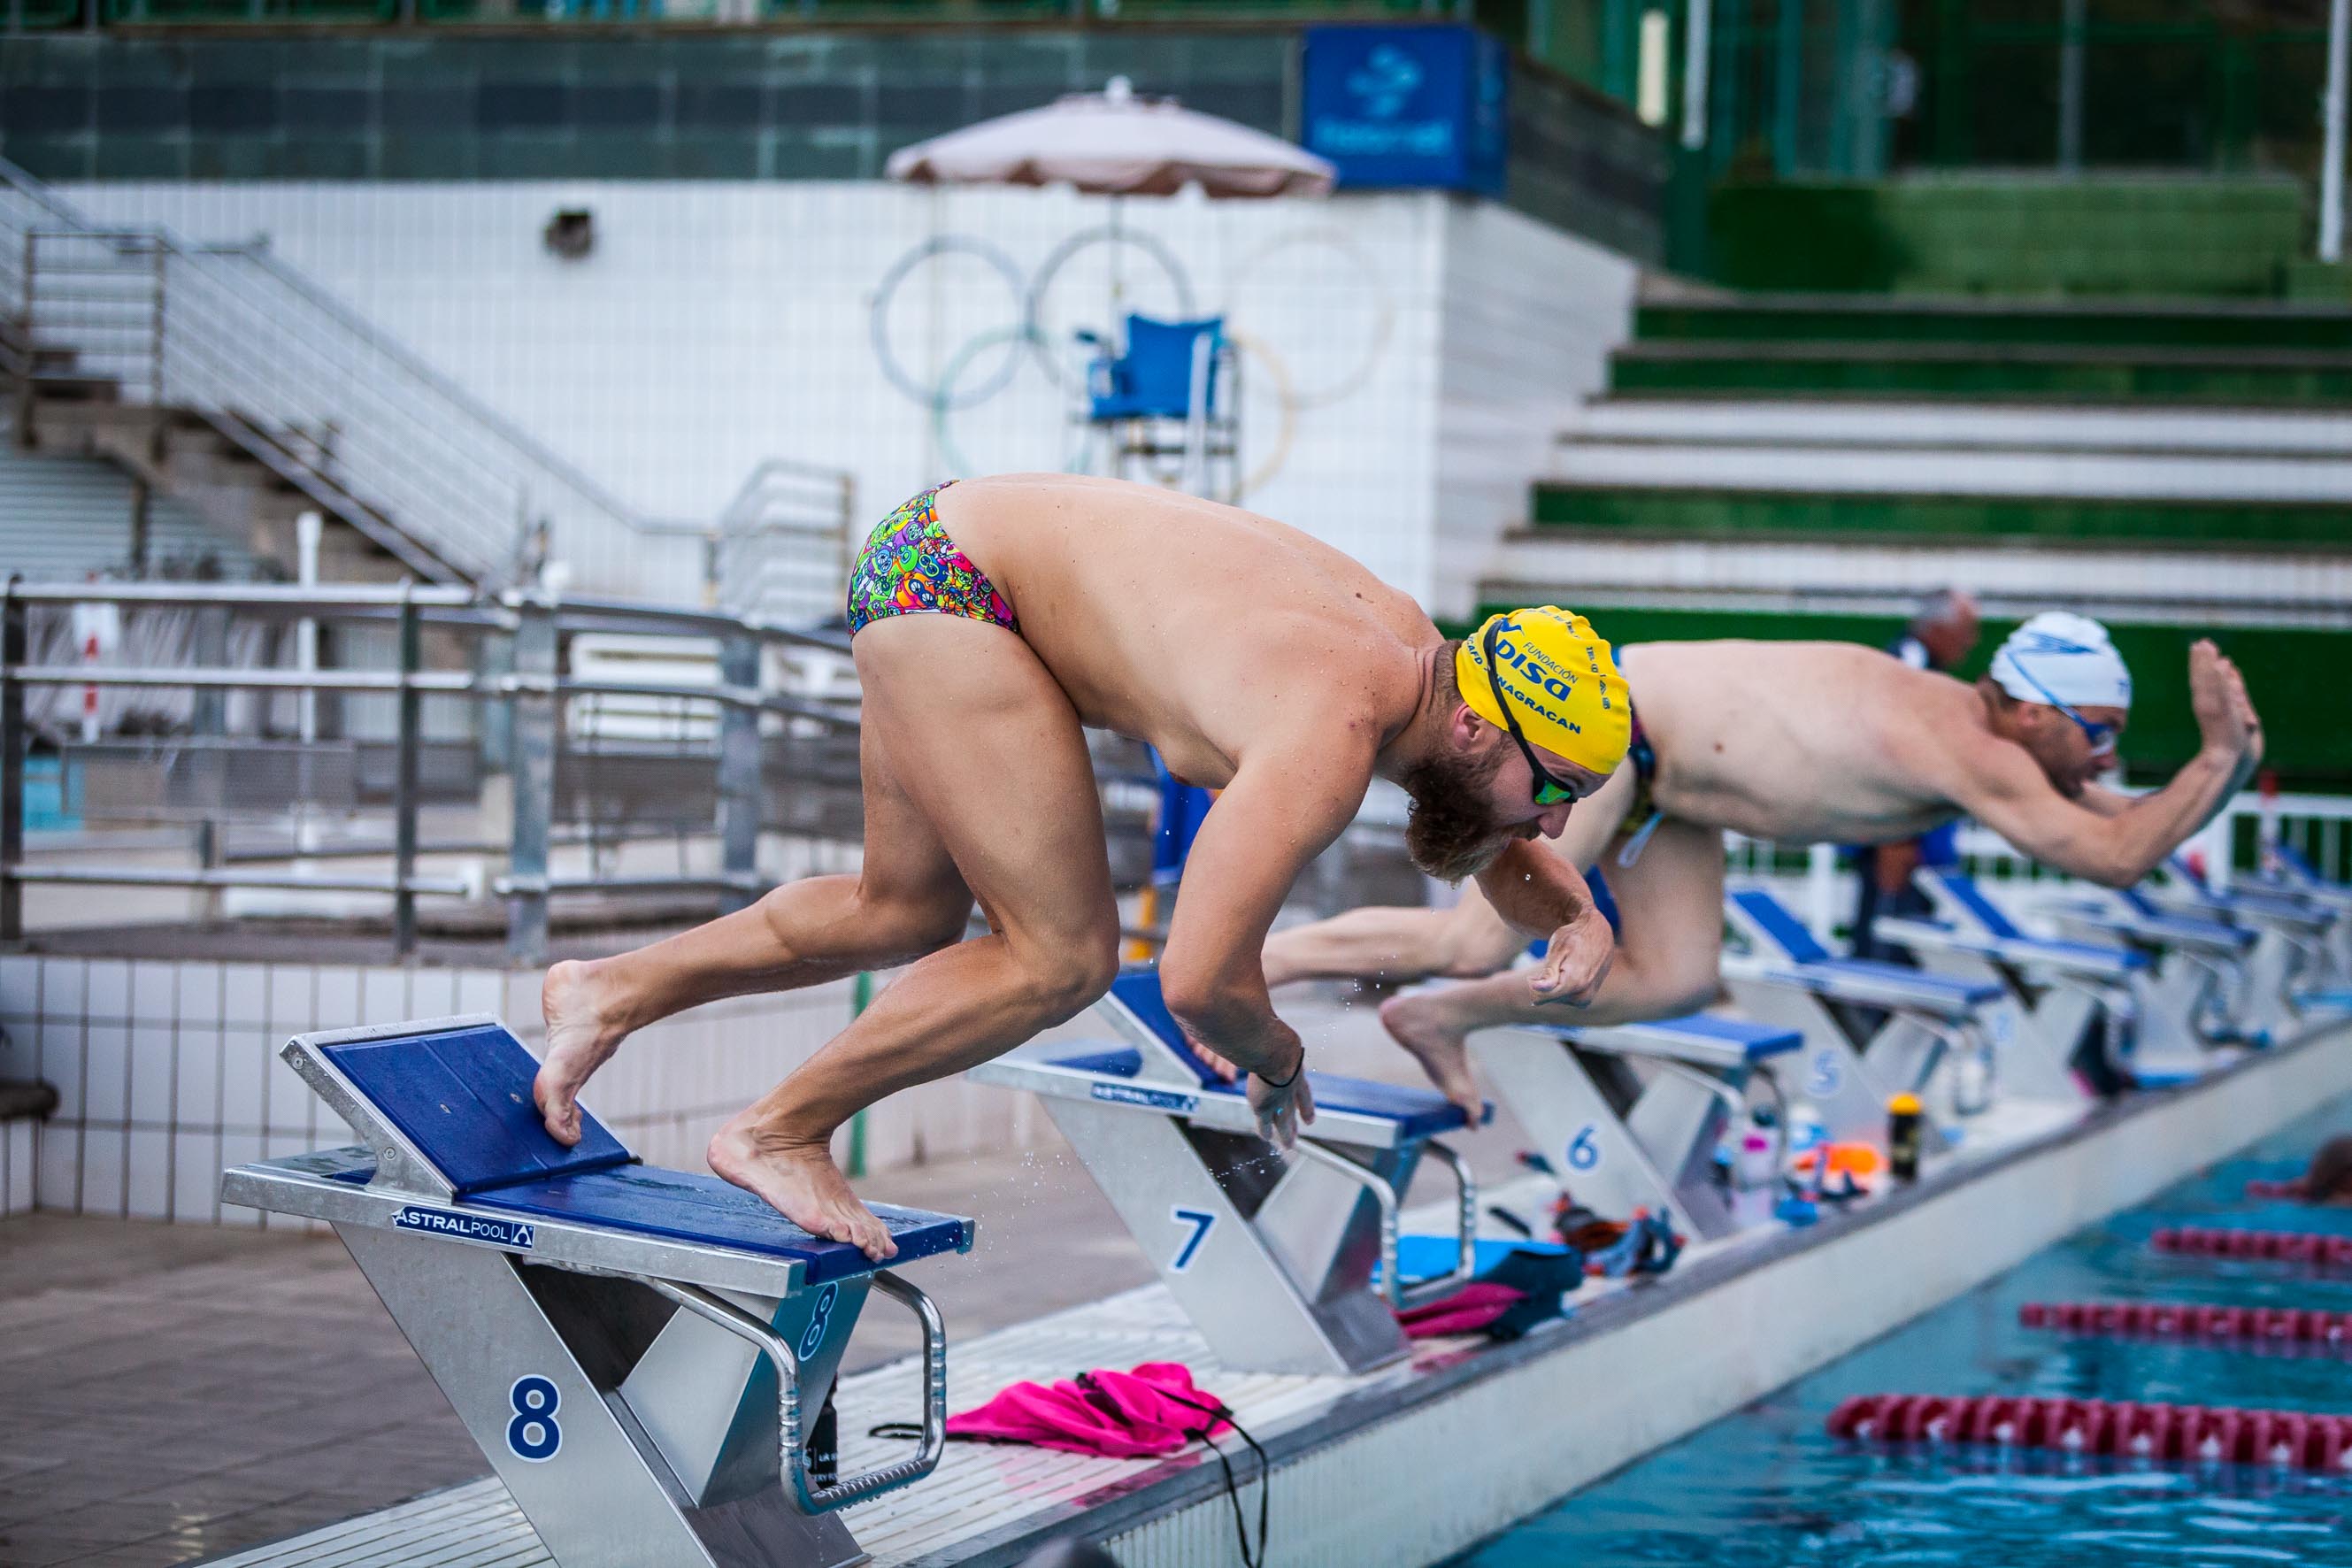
top-left (709, 1119), bottom-right (897, 1261)
top-left (1380, 991), bottom-right (1483, 1121)
top-left (535, 959), bottom-right (626, 1147)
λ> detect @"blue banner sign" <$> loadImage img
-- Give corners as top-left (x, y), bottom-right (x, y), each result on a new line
top-left (1303, 25), bottom-right (1509, 196)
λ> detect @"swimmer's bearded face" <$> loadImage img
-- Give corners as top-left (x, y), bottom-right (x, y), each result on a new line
top-left (1402, 743), bottom-right (1516, 882)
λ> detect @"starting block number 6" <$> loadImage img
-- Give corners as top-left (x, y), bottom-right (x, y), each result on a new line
top-left (507, 1375), bottom-right (562, 1463)
top-left (1565, 1125), bottom-right (1603, 1172)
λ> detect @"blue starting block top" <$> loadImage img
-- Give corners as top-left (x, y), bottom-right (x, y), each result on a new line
top-left (1072, 968), bottom-right (1480, 1140)
top-left (2116, 889), bottom-right (2257, 950)
top-left (322, 1021), bottom-right (972, 1283)
top-left (1612, 1013), bottom-right (1802, 1061)
top-left (1732, 890), bottom-right (2002, 1008)
top-left (1928, 874), bottom-right (2149, 972)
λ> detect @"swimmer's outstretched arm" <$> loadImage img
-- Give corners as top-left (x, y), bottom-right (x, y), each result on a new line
top-left (1944, 640), bottom-right (2263, 888)
top-left (1260, 887), bottom-right (1526, 988)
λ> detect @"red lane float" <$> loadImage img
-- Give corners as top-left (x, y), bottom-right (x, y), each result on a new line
top-left (1825, 1395), bottom-right (2352, 1471)
top-left (2150, 1226), bottom-right (2352, 1266)
top-left (2018, 1299), bottom-right (2352, 1345)
top-left (2242, 1179), bottom-right (2307, 1201)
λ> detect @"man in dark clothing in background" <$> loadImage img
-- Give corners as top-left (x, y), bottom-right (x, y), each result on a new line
top-left (1850, 590), bottom-right (1982, 959)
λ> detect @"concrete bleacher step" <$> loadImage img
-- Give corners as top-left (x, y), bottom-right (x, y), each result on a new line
top-left (1480, 528), bottom-right (2352, 625)
top-left (1562, 398), bottom-right (2352, 457)
top-left (1551, 434), bottom-right (2352, 507)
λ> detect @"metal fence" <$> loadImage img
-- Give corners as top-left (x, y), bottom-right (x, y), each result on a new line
top-left (0, 578), bottom-right (866, 962)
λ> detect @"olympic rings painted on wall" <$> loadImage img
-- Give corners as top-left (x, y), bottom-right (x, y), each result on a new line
top-left (1219, 227), bottom-right (1397, 411)
top-left (868, 234), bottom-right (1030, 411)
top-left (867, 220), bottom-right (1395, 496)
top-left (1021, 223), bottom-right (1198, 389)
top-left (926, 321), bottom-right (1093, 482)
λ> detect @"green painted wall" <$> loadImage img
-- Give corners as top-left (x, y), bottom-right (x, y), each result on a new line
top-left (1469, 604), bottom-right (2352, 789)
top-left (1706, 176), bottom-right (2310, 298)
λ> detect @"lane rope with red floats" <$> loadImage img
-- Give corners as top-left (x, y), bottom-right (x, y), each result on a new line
top-left (2018, 1299), bottom-right (2352, 1345)
top-left (1825, 1395), bottom-right (2352, 1471)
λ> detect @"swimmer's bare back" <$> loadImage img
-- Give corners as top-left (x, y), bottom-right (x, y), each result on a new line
top-left (936, 474), bottom-right (1438, 785)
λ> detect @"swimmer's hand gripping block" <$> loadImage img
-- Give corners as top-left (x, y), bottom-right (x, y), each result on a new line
top-left (220, 1015), bottom-right (975, 1568)
top-left (971, 968), bottom-right (1481, 1376)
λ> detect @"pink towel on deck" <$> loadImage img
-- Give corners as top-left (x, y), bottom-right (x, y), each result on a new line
top-left (946, 1361), bottom-right (1234, 1458)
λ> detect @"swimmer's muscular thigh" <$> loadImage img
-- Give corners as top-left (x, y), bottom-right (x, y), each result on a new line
top-left (742, 613), bottom-right (1123, 1138)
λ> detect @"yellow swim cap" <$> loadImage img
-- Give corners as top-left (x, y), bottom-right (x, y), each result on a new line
top-left (1455, 607), bottom-right (1631, 777)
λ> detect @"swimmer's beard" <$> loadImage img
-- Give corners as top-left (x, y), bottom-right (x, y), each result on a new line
top-left (1401, 747), bottom-right (1513, 884)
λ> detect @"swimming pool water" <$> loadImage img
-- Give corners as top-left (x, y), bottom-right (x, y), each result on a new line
top-left (1448, 1093), bottom-right (2352, 1568)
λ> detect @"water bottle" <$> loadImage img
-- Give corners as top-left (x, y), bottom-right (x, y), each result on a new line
top-left (1785, 1099), bottom-right (1828, 1174)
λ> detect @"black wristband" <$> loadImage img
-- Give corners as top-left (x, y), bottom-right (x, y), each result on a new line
top-left (1257, 1050), bottom-right (1302, 1089)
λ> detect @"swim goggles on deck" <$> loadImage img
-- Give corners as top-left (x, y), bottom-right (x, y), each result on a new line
top-left (1483, 622), bottom-right (1587, 806)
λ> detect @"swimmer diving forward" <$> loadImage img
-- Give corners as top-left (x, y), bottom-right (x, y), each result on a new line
top-left (1262, 613), bottom-right (2265, 1115)
top-left (533, 474), bottom-right (1635, 1258)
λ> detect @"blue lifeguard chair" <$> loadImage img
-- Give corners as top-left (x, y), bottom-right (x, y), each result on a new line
top-left (1080, 312), bottom-right (1241, 500)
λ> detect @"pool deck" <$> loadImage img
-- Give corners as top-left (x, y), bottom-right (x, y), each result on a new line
top-left (9, 1017), bottom-right (2351, 1568)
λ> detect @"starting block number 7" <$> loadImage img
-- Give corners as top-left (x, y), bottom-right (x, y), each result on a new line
top-left (1170, 1207), bottom-right (1217, 1272)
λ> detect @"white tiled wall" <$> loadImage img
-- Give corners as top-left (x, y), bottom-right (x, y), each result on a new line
top-left (1430, 200), bottom-right (1639, 619)
top-left (56, 181), bottom-right (1633, 619)
top-left (0, 948), bottom-right (1048, 1226)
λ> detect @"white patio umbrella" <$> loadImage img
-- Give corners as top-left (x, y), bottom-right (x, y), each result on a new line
top-left (886, 75), bottom-right (1334, 327)
top-left (884, 75), bottom-right (1336, 199)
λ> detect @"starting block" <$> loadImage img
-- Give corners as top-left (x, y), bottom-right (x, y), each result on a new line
top-left (1878, 871), bottom-right (2149, 1103)
top-left (1469, 1012), bottom-right (1801, 1240)
top-left (221, 1016), bottom-right (974, 1568)
top-left (1723, 888), bottom-right (2002, 1144)
top-left (969, 969), bottom-right (1480, 1376)
top-left (2267, 842), bottom-right (2352, 987)
top-left (2155, 857), bottom-right (2347, 1034)
top-left (2045, 888), bottom-right (2256, 1065)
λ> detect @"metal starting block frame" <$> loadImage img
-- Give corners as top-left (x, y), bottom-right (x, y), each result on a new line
top-left (220, 1015), bottom-right (975, 1568)
top-left (2044, 888), bottom-right (2256, 1070)
top-left (2267, 843), bottom-right (2352, 987)
top-left (1723, 888), bottom-right (2001, 1147)
top-left (1877, 871), bottom-right (2151, 1104)
top-left (969, 970), bottom-right (1479, 1376)
top-left (1469, 1012), bottom-right (1800, 1240)
top-left (2152, 859), bottom-right (2347, 1035)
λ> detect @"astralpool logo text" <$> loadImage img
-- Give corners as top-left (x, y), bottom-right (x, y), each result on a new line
top-left (393, 1206), bottom-right (536, 1250)
top-left (1090, 1083), bottom-right (1199, 1114)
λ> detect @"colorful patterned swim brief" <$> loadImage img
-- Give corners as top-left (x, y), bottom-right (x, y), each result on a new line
top-left (844, 480), bottom-right (1019, 637)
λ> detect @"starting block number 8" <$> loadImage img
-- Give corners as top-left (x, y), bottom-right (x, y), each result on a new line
top-left (507, 1375), bottom-right (562, 1463)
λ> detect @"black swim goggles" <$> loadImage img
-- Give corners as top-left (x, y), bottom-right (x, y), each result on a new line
top-left (1482, 622), bottom-right (1585, 808)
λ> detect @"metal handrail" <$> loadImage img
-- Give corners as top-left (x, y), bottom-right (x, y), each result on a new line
top-left (1, 155), bottom-right (857, 606)
top-left (637, 1271), bottom-right (949, 1516)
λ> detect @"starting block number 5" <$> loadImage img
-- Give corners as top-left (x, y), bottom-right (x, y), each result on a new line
top-left (507, 1375), bottom-right (562, 1463)
top-left (1170, 1207), bottom-right (1217, 1272)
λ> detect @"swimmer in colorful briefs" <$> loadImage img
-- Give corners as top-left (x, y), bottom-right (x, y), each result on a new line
top-left (530, 474), bottom-right (1631, 1262)
top-left (1261, 615), bottom-right (2264, 1117)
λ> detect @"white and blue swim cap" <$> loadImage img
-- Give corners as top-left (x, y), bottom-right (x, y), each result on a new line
top-left (1988, 611), bottom-right (2132, 712)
